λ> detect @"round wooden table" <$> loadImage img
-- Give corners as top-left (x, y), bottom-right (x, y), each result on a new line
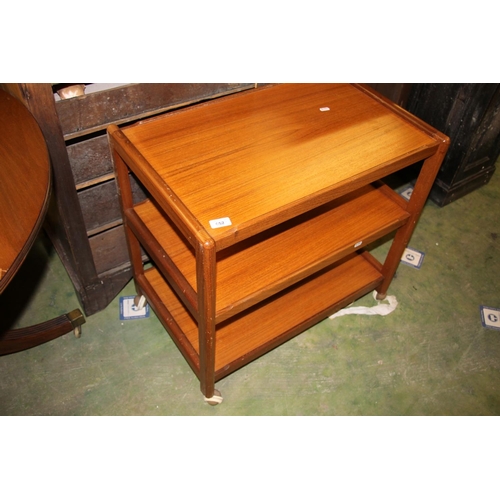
top-left (0, 88), bottom-right (84, 355)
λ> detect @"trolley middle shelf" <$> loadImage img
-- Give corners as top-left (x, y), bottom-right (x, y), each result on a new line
top-left (125, 180), bottom-right (409, 325)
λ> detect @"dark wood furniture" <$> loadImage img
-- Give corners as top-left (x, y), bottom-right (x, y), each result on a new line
top-left (0, 89), bottom-right (84, 355)
top-left (109, 83), bottom-right (449, 404)
top-left (367, 83), bottom-right (412, 108)
top-left (0, 83), bottom-right (256, 316)
top-left (405, 83), bottom-right (500, 206)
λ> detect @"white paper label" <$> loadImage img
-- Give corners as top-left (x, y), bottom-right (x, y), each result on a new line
top-left (209, 217), bottom-right (232, 229)
top-left (320, 107), bottom-right (330, 112)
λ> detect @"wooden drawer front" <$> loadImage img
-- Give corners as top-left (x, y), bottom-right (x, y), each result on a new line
top-left (68, 134), bottom-right (112, 187)
top-left (89, 225), bottom-right (139, 274)
top-left (79, 176), bottom-right (147, 234)
top-left (56, 83), bottom-right (254, 138)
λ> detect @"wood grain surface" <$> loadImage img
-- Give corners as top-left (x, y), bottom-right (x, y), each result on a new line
top-left (0, 89), bottom-right (51, 293)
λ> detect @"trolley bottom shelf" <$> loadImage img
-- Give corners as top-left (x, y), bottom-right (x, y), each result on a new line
top-left (138, 251), bottom-right (384, 380)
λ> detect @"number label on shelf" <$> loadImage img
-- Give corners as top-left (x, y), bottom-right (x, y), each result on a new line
top-left (209, 217), bottom-right (232, 229)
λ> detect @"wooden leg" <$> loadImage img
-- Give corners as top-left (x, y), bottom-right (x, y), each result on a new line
top-left (376, 140), bottom-right (449, 298)
top-left (196, 239), bottom-right (217, 403)
top-left (0, 309), bottom-right (85, 356)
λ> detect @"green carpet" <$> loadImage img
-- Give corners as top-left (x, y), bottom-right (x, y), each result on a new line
top-left (1, 159), bottom-right (499, 416)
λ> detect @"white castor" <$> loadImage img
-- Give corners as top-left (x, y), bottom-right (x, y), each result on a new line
top-left (134, 295), bottom-right (147, 310)
top-left (73, 325), bottom-right (82, 338)
top-left (204, 389), bottom-right (223, 406)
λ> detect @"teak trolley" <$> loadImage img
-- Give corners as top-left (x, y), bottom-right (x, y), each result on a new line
top-left (108, 84), bottom-right (449, 404)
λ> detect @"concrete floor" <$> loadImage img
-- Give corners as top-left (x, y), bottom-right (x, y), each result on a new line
top-left (1, 159), bottom-right (499, 416)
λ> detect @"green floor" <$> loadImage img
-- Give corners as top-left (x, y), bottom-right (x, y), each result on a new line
top-left (1, 160), bottom-right (499, 416)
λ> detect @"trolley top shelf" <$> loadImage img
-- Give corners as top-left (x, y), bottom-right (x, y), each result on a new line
top-left (110, 83), bottom-right (445, 248)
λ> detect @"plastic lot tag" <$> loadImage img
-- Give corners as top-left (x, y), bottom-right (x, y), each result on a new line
top-left (399, 186), bottom-right (413, 201)
top-left (119, 296), bottom-right (150, 320)
top-left (401, 247), bottom-right (425, 269)
top-left (480, 306), bottom-right (500, 331)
